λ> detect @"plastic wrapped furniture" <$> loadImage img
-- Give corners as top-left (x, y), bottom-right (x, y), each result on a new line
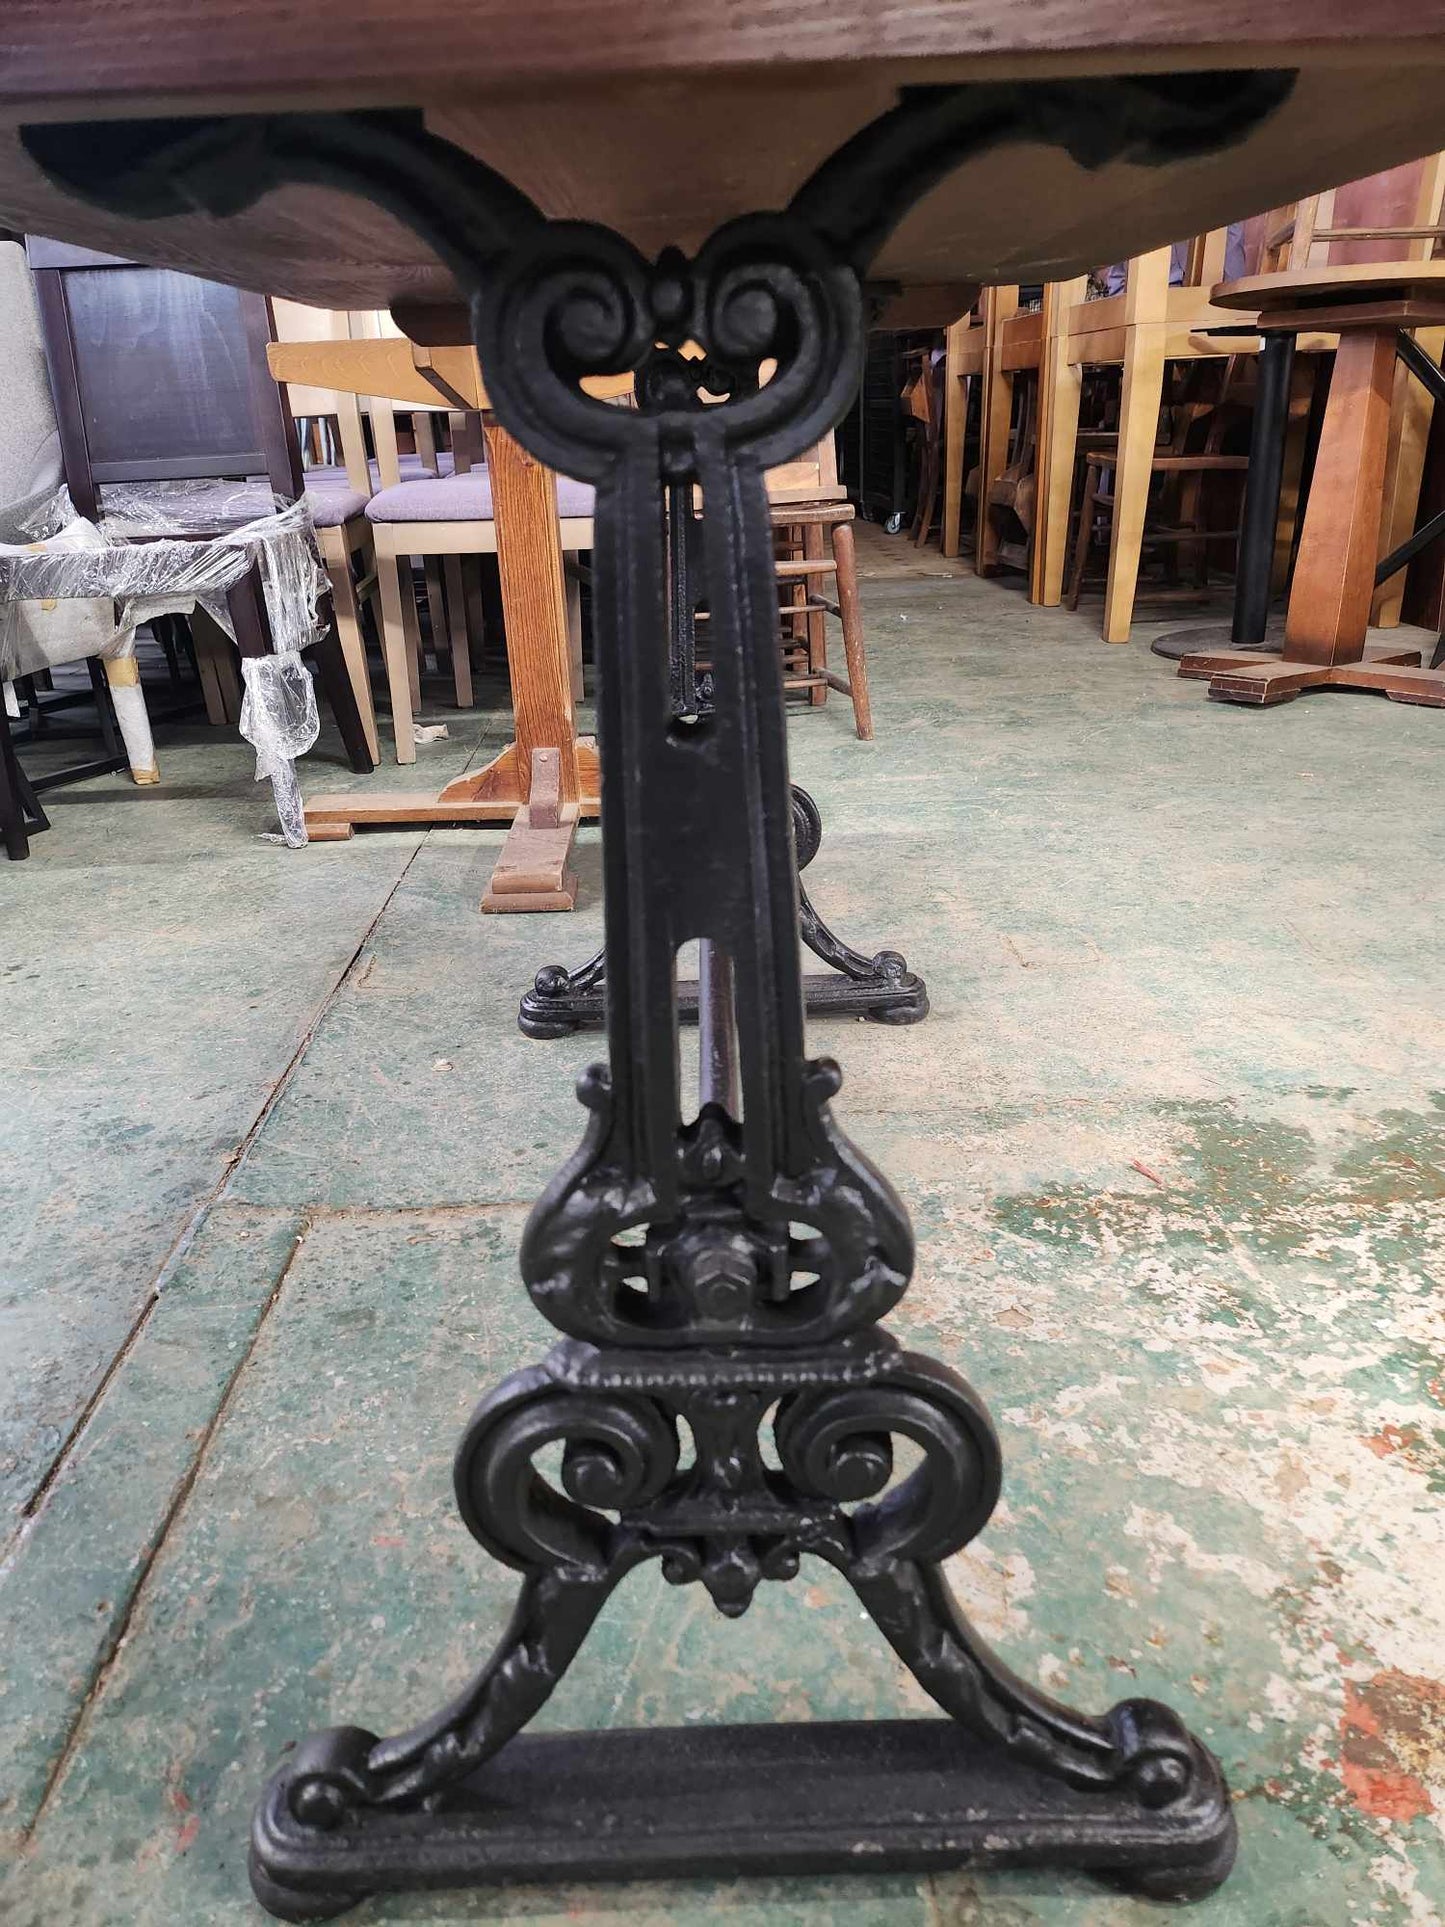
top-left (23, 241), bottom-right (376, 782)
top-left (0, 485), bottom-right (327, 845)
top-left (0, 507), bottom-right (159, 784)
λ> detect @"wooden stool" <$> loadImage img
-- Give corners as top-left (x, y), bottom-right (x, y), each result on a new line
top-left (772, 501), bottom-right (873, 739)
top-left (1179, 263), bottom-right (1445, 707)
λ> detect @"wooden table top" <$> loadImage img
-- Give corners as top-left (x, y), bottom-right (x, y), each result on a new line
top-left (3, 9), bottom-right (1445, 321)
top-left (1211, 260), bottom-right (1445, 311)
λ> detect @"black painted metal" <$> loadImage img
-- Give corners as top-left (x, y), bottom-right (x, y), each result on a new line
top-left (23, 69), bottom-right (1299, 1916)
top-left (1150, 325), bottom-right (1294, 662)
top-left (519, 785), bottom-right (930, 1036)
top-left (1374, 334), bottom-right (1445, 586)
top-left (0, 717), bottom-right (49, 860)
top-left (1232, 330), bottom-right (1296, 647)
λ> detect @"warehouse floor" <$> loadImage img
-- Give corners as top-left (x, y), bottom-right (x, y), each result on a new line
top-left (3, 532), bottom-right (1444, 1925)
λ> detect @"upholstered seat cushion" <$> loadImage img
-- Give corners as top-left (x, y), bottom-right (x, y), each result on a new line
top-left (302, 475), bottom-right (369, 527)
top-left (364, 469), bottom-right (595, 524)
top-left (307, 452), bottom-right (455, 492)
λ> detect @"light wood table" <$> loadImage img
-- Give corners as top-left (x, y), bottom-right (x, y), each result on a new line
top-left (1179, 262), bottom-right (1445, 706)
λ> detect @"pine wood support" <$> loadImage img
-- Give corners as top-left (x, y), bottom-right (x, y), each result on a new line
top-left (1031, 275), bottom-right (1088, 606)
top-left (1284, 327), bottom-right (1399, 664)
top-left (481, 745), bottom-right (580, 912)
top-left (974, 285), bottom-right (1019, 574)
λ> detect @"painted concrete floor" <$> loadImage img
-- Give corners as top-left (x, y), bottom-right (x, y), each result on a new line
top-left (3, 543), bottom-right (1445, 1925)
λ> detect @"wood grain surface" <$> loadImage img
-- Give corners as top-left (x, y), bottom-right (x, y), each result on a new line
top-left (4, 2), bottom-right (1444, 105)
top-left (3, 22), bottom-right (1445, 308)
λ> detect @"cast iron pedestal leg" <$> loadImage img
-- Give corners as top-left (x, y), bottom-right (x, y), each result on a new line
top-left (1231, 329), bottom-right (1296, 647)
top-left (518, 783), bottom-right (929, 1036)
top-left (22, 69), bottom-right (1300, 1919)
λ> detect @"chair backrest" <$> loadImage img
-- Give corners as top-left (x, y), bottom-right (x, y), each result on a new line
top-left (1263, 153), bottom-right (1445, 273)
top-left (25, 238), bottom-right (301, 520)
top-left (0, 239), bottom-right (62, 512)
top-left (271, 299), bottom-right (377, 493)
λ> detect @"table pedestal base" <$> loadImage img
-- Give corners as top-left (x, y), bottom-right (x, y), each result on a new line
top-left (250, 1718), bottom-right (1236, 1922)
top-left (1177, 644), bottom-right (1445, 706)
top-left (518, 786), bottom-right (928, 1035)
top-left (24, 75), bottom-right (1295, 1922)
top-left (304, 739), bottom-right (600, 909)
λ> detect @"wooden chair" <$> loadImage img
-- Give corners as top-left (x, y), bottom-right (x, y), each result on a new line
top-left (1218, 154), bottom-right (1445, 631)
top-left (1032, 237), bottom-right (1258, 637)
top-left (25, 239), bottom-right (374, 772)
top-left (364, 389), bottom-right (593, 764)
top-left (767, 435), bottom-right (873, 740)
top-left (905, 349), bottom-right (944, 547)
top-left (940, 300), bottom-right (987, 559)
top-left (272, 299), bottom-right (384, 763)
top-left (1064, 357), bottom-right (1250, 611)
top-left (1298, 155), bottom-right (1445, 629)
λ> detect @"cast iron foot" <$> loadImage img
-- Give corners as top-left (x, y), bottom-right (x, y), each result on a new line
top-left (519, 786), bottom-right (928, 1037)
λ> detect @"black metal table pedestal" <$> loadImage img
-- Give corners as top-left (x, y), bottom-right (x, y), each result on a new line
top-left (1151, 327), bottom-right (1295, 660)
top-left (22, 71), bottom-right (1300, 1918)
top-left (519, 785), bottom-right (929, 1036)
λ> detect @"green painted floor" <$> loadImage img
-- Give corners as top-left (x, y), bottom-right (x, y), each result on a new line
top-left (4, 550), bottom-right (1445, 1925)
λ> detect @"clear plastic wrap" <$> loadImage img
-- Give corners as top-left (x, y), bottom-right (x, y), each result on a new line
top-left (0, 485), bottom-right (328, 845)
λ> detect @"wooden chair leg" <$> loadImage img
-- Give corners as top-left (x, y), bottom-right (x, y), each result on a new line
top-left (1101, 323), bottom-right (1167, 643)
top-left (442, 553), bottom-right (474, 708)
top-left (831, 520), bottom-right (873, 741)
top-left (324, 548), bottom-right (381, 764)
top-left (564, 563), bottom-right (585, 704)
top-left (913, 438), bottom-right (940, 547)
top-left (1065, 462), bottom-right (1101, 612)
top-left (375, 549), bottom-right (417, 764)
top-left (803, 523), bottom-right (828, 704)
top-left (399, 559), bottom-right (423, 714)
top-left (942, 359), bottom-right (968, 559)
top-left (1373, 325), bottom-right (1445, 627)
top-left (463, 556), bottom-right (488, 669)
top-left (309, 602), bottom-right (377, 775)
top-left (1, 712), bottom-right (32, 860)
top-left (1035, 353), bottom-right (1083, 606)
top-left (192, 608), bottom-right (240, 724)
top-left (422, 555), bottom-right (448, 673)
top-left (101, 652), bottom-right (160, 784)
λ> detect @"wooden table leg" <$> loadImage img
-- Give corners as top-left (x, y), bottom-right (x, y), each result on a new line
top-left (302, 423), bottom-right (600, 897)
top-left (1283, 327), bottom-right (1398, 665)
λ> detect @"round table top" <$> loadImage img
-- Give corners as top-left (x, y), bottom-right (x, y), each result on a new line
top-left (1211, 259), bottom-right (1445, 311)
top-left (3, 12), bottom-right (1445, 318)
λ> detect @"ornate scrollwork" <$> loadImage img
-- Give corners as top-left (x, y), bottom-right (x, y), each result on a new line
top-left (518, 1058), bottom-right (912, 1350)
top-left (21, 73), bottom-right (1290, 1910)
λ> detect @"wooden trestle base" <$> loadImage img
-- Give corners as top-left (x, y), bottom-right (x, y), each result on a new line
top-left (1177, 645), bottom-right (1445, 707)
top-left (304, 740), bottom-right (600, 912)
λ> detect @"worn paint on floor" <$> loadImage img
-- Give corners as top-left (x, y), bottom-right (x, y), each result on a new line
top-left (3, 544), bottom-right (1444, 1923)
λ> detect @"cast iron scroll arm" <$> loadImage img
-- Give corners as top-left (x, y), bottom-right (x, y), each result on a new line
top-left (518, 785), bottom-right (929, 1037)
top-left (23, 73), bottom-right (1296, 1912)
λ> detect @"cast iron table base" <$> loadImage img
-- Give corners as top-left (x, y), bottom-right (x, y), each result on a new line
top-left (519, 785), bottom-right (929, 1035)
top-left (23, 69), bottom-right (1299, 1917)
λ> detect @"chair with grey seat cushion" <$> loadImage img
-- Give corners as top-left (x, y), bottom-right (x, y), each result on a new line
top-left (361, 395), bottom-right (595, 763)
